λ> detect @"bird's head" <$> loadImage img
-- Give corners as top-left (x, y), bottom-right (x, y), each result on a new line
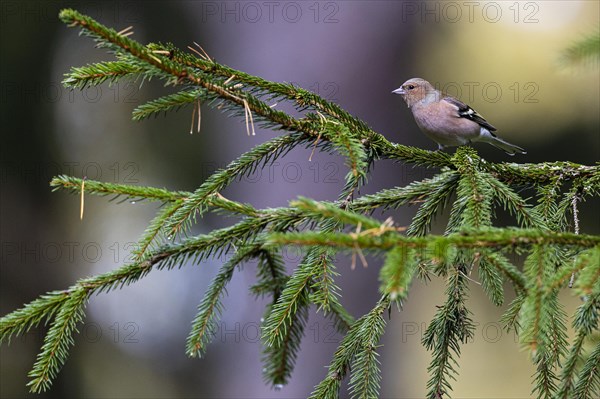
top-left (392, 78), bottom-right (439, 108)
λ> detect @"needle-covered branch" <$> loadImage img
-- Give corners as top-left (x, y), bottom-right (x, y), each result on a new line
top-left (1, 9), bottom-right (598, 398)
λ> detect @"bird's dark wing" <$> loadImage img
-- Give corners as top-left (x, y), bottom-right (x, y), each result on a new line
top-left (443, 96), bottom-right (497, 132)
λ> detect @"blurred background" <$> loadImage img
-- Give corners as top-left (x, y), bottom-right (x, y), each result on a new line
top-left (1, 1), bottom-right (598, 398)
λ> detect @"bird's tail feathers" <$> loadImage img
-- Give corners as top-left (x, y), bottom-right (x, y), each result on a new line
top-left (489, 136), bottom-right (526, 155)
top-left (480, 129), bottom-right (526, 155)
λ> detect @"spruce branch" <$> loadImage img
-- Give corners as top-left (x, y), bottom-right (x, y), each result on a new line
top-left (320, 120), bottom-right (369, 180)
top-left (51, 175), bottom-right (261, 259)
top-left (557, 330), bottom-right (588, 399)
top-left (132, 201), bottom-right (184, 260)
top-left (573, 246), bottom-right (600, 296)
top-left (560, 27), bottom-right (600, 67)
top-left (477, 251), bottom-right (507, 306)
top-left (261, 221), bottom-right (345, 384)
top-left (262, 247), bottom-right (322, 347)
top-left (406, 171), bottom-right (460, 237)
top-left (501, 295), bottom-right (526, 334)
top-left (262, 299), bottom-right (310, 387)
top-left (59, 9), bottom-right (600, 187)
top-left (574, 293), bottom-right (600, 338)
top-left (307, 249), bottom-right (341, 313)
top-left (132, 88), bottom-right (207, 121)
top-left (268, 229), bottom-right (600, 252)
top-left (309, 296), bottom-right (391, 399)
top-left (546, 294), bottom-right (569, 365)
top-left (351, 171), bottom-right (457, 212)
top-left (253, 250), bottom-right (306, 386)
top-left (531, 350), bottom-right (559, 399)
top-left (556, 294), bottom-right (599, 398)
top-left (548, 246), bottom-right (600, 293)
top-left (486, 174), bottom-right (546, 229)
top-left (422, 149), bottom-right (492, 398)
top-left (292, 197), bottom-right (382, 231)
top-left (0, 291), bottom-right (70, 344)
top-left (60, 11), bottom-right (323, 143)
top-left (422, 256), bottom-right (475, 399)
top-left (26, 290), bottom-right (88, 392)
top-left (2, 9), bottom-right (599, 398)
top-left (186, 245), bottom-right (259, 357)
top-left (482, 251), bottom-right (527, 294)
top-left (520, 247), bottom-right (555, 353)
top-left (379, 245), bottom-right (419, 299)
top-left (572, 340), bottom-right (600, 399)
top-left (519, 248), bottom-right (567, 398)
top-left (163, 132), bottom-right (311, 237)
top-left (483, 161), bottom-right (600, 186)
top-left (253, 249), bottom-right (288, 301)
top-left (51, 174), bottom-right (189, 203)
top-left (535, 175), bottom-right (565, 230)
top-left (159, 43), bottom-right (374, 135)
top-left (325, 298), bottom-right (355, 335)
top-left (62, 61), bottom-right (142, 88)
top-left (2, 219), bottom-right (294, 391)
top-left (348, 300), bottom-right (387, 399)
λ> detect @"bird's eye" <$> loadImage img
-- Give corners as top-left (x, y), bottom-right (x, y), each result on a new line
top-left (407, 84), bottom-right (415, 90)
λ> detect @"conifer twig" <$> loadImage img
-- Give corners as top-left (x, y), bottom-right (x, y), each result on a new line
top-left (1, 10), bottom-right (598, 398)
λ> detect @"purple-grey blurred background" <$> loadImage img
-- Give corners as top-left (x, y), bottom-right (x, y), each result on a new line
top-left (1, 1), bottom-right (599, 398)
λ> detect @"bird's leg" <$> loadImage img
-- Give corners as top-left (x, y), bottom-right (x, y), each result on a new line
top-left (436, 143), bottom-right (445, 151)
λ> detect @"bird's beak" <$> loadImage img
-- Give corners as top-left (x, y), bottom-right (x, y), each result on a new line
top-left (392, 87), bottom-right (405, 95)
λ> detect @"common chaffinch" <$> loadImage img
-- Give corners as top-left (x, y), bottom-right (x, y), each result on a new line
top-left (392, 78), bottom-right (526, 155)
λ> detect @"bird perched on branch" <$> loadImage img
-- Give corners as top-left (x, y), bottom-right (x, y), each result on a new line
top-left (392, 78), bottom-right (526, 155)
